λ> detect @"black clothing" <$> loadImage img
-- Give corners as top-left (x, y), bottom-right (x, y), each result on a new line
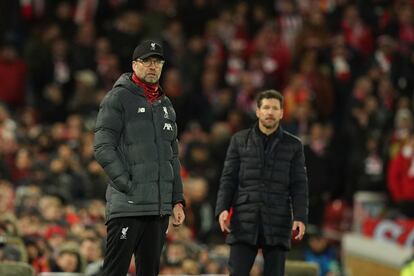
top-left (215, 124), bottom-right (308, 250)
top-left (102, 216), bottom-right (169, 276)
top-left (94, 73), bottom-right (185, 222)
top-left (94, 72), bottom-right (185, 276)
top-left (229, 243), bottom-right (286, 276)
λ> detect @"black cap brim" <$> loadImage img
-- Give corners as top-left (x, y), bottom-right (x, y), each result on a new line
top-left (138, 53), bottom-right (164, 60)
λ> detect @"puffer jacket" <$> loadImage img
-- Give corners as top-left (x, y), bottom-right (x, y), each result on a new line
top-left (94, 73), bottom-right (185, 222)
top-left (215, 125), bottom-right (308, 250)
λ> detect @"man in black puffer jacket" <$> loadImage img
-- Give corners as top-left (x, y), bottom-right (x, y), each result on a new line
top-left (94, 40), bottom-right (185, 276)
top-left (216, 90), bottom-right (308, 276)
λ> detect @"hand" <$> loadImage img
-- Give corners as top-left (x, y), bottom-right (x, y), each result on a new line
top-left (218, 210), bottom-right (231, 233)
top-left (292, 221), bottom-right (305, 240)
top-left (172, 203), bottom-right (185, 227)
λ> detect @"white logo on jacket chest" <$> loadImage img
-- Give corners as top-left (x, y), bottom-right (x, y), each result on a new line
top-left (163, 123), bottom-right (173, 131)
top-left (163, 106), bottom-right (169, 118)
top-left (137, 107), bottom-right (146, 113)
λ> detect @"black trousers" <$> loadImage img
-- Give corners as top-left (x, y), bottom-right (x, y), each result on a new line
top-left (229, 243), bottom-right (286, 276)
top-left (103, 215), bottom-right (169, 276)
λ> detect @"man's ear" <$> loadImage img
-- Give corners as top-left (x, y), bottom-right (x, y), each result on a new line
top-left (132, 61), bottom-right (138, 73)
top-left (255, 108), bottom-right (260, 119)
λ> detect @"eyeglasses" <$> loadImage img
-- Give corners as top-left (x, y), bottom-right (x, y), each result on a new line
top-left (136, 58), bottom-right (165, 67)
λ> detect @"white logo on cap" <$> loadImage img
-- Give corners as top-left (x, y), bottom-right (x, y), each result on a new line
top-left (150, 43), bottom-right (156, 50)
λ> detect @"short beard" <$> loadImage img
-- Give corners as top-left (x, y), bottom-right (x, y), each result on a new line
top-left (143, 77), bottom-right (158, 84)
top-left (264, 123), bottom-right (276, 129)
top-left (261, 119), bottom-right (277, 130)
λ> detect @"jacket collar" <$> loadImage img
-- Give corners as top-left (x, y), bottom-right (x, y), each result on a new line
top-left (251, 122), bottom-right (284, 161)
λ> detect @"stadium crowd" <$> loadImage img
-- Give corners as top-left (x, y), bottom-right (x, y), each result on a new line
top-left (1, 0), bottom-right (414, 275)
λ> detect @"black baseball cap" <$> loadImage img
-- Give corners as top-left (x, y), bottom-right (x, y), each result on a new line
top-left (132, 40), bottom-right (164, 61)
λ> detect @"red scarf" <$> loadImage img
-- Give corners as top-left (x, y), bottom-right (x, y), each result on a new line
top-left (132, 73), bottom-right (161, 103)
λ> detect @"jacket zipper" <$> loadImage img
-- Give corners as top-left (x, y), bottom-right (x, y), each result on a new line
top-left (151, 102), bottom-right (162, 215)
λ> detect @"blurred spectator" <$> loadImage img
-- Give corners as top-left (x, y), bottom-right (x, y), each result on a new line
top-left (304, 122), bottom-right (336, 226)
top-left (49, 241), bottom-right (85, 273)
top-left (388, 135), bottom-right (414, 217)
top-left (304, 227), bottom-right (340, 276)
top-left (0, 42), bottom-right (27, 108)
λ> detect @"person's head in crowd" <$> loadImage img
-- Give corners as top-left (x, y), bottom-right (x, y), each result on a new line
top-left (366, 131), bottom-right (381, 154)
top-left (401, 135), bottom-right (414, 158)
top-left (51, 38), bottom-right (69, 61)
top-left (210, 121), bottom-right (232, 144)
top-left (24, 235), bottom-right (46, 263)
top-left (43, 84), bottom-right (64, 108)
top-left (80, 237), bottom-right (103, 264)
top-left (36, 132), bottom-right (54, 152)
top-left (160, 264), bottom-right (183, 275)
top-left (309, 121), bottom-right (325, 141)
top-left (227, 109), bottom-right (246, 132)
top-left (0, 243), bottom-right (22, 262)
top-left (307, 227), bottom-right (329, 253)
top-left (377, 35), bottom-right (396, 55)
top-left (201, 68), bottom-right (219, 93)
top-left (66, 114), bottom-right (85, 136)
top-left (49, 158), bottom-right (67, 176)
top-left (187, 35), bottom-right (206, 55)
top-left (184, 141), bottom-right (211, 172)
top-left (30, 163), bottom-right (49, 186)
top-left (164, 241), bottom-right (188, 266)
top-left (162, 68), bottom-right (184, 98)
top-left (210, 244), bottom-right (230, 258)
top-left (0, 103), bottom-right (11, 124)
top-left (0, 213), bottom-right (19, 236)
top-left (16, 207), bottom-right (43, 236)
top-left (57, 144), bottom-right (75, 165)
top-left (214, 88), bottom-right (235, 116)
top-left (395, 108), bottom-right (413, 132)
top-left (95, 37), bottom-right (112, 58)
top-left (50, 122), bottom-right (67, 143)
top-left (181, 258), bottom-right (200, 275)
top-left (39, 195), bottom-right (63, 222)
top-left (204, 258), bottom-right (225, 274)
top-left (390, 107), bottom-right (414, 158)
top-left (185, 177), bottom-right (209, 204)
top-left (15, 147), bottom-right (32, 172)
top-left (87, 160), bottom-right (105, 177)
top-left (80, 131), bottom-right (95, 158)
top-left (352, 76), bottom-right (373, 101)
top-left (75, 22), bottom-right (96, 47)
top-left (44, 225), bottom-right (66, 249)
top-left (98, 53), bottom-right (122, 84)
top-left (0, 180), bottom-right (15, 214)
top-left (0, 43), bottom-right (19, 62)
top-left (55, 1), bottom-right (72, 21)
top-left (85, 199), bottom-right (106, 221)
top-left (52, 242), bottom-right (85, 273)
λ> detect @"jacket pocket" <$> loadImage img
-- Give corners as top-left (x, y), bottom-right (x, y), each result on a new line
top-left (126, 182), bottom-right (158, 205)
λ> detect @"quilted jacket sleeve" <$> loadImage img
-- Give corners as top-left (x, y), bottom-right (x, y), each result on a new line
top-left (215, 134), bottom-right (240, 218)
top-left (94, 91), bottom-right (131, 193)
top-left (171, 138), bottom-right (185, 206)
top-left (289, 142), bottom-right (309, 224)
